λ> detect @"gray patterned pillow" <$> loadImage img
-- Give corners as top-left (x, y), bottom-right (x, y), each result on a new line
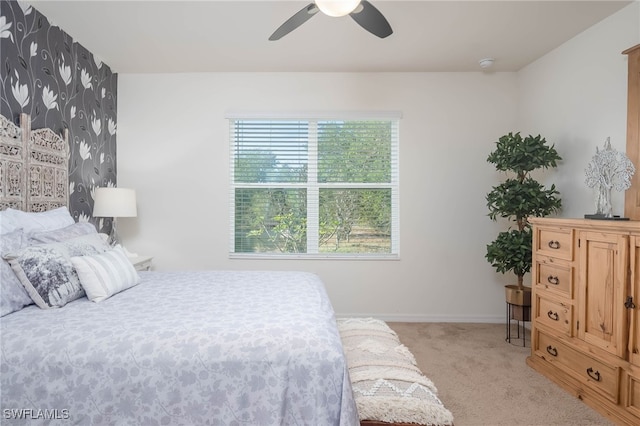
top-left (0, 229), bottom-right (34, 316)
top-left (5, 233), bottom-right (110, 309)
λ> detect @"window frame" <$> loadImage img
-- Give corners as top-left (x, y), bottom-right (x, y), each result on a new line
top-left (227, 111), bottom-right (401, 260)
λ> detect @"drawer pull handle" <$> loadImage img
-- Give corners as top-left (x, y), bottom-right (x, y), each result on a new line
top-left (546, 346), bottom-right (558, 357)
top-left (548, 240), bottom-right (561, 249)
top-left (547, 276), bottom-right (559, 285)
top-left (547, 311), bottom-right (559, 321)
top-left (586, 367), bottom-right (601, 382)
top-left (625, 296), bottom-right (636, 309)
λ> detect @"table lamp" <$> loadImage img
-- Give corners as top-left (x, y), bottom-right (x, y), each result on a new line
top-left (92, 187), bottom-right (137, 248)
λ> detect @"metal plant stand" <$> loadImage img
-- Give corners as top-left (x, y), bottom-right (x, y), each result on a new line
top-left (506, 302), bottom-right (531, 347)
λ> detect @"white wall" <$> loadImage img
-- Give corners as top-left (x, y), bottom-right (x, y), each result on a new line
top-left (517, 2), bottom-right (640, 218)
top-left (118, 72), bottom-right (517, 322)
top-left (117, 2), bottom-right (639, 322)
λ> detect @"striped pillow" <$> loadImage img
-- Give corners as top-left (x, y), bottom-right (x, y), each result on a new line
top-left (71, 246), bottom-right (140, 302)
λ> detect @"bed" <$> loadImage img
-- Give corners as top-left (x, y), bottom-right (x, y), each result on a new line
top-left (1, 270), bottom-right (358, 424)
top-left (0, 114), bottom-right (358, 425)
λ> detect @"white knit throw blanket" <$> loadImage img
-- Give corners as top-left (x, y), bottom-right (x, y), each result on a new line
top-left (337, 318), bottom-right (454, 426)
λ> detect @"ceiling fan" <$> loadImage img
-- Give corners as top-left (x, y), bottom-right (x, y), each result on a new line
top-left (269, 0), bottom-right (393, 41)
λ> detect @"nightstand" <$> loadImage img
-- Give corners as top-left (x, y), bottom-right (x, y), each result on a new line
top-left (128, 255), bottom-right (153, 271)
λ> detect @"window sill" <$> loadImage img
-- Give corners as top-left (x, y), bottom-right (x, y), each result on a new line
top-left (229, 253), bottom-right (400, 261)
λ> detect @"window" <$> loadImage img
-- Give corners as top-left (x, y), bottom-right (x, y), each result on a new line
top-left (228, 112), bottom-right (400, 258)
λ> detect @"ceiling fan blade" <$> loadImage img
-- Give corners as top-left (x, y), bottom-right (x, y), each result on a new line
top-left (350, 1), bottom-right (392, 38)
top-left (269, 3), bottom-right (319, 41)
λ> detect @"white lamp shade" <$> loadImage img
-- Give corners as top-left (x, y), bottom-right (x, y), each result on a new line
top-left (316, 0), bottom-right (361, 17)
top-left (93, 188), bottom-right (137, 218)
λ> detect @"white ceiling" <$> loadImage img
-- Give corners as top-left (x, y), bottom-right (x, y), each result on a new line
top-left (27, 0), bottom-right (633, 73)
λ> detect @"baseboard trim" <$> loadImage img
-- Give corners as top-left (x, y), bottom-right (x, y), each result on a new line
top-left (335, 313), bottom-right (504, 323)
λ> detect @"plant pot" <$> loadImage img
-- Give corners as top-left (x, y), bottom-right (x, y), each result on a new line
top-left (505, 285), bottom-right (531, 321)
top-left (505, 284), bottom-right (531, 306)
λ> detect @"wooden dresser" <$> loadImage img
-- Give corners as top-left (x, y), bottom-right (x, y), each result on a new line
top-left (527, 217), bottom-right (640, 425)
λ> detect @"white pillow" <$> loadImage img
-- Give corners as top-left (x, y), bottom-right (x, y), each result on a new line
top-left (0, 229), bottom-right (34, 316)
top-left (5, 207), bottom-right (75, 234)
top-left (0, 210), bottom-right (19, 235)
top-left (28, 221), bottom-right (98, 244)
top-left (71, 246), bottom-right (141, 303)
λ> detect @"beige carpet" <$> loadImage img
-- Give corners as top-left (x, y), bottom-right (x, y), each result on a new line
top-left (387, 322), bottom-right (613, 426)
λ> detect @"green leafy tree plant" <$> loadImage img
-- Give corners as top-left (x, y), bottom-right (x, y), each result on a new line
top-left (486, 132), bottom-right (562, 292)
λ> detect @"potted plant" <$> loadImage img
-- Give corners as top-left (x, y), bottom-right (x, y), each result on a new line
top-left (486, 132), bottom-right (562, 318)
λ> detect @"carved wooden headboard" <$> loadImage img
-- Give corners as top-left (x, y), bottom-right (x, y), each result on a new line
top-left (0, 113), bottom-right (69, 212)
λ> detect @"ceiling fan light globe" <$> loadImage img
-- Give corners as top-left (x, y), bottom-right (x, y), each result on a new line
top-left (315, 0), bottom-right (361, 17)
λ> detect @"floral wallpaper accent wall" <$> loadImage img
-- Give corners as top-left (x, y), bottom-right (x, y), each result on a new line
top-left (0, 0), bottom-right (117, 233)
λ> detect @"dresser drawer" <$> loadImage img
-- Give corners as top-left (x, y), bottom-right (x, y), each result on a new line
top-left (535, 331), bottom-right (619, 403)
top-left (623, 371), bottom-right (640, 419)
top-left (534, 295), bottom-right (572, 336)
top-left (535, 227), bottom-right (573, 260)
top-left (535, 257), bottom-right (573, 298)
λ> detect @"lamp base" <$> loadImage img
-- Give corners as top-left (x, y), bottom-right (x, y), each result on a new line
top-left (107, 218), bottom-right (121, 247)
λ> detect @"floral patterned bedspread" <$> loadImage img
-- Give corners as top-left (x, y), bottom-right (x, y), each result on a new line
top-left (0, 270), bottom-right (358, 425)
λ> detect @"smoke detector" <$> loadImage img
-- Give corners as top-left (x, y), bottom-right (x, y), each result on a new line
top-left (479, 58), bottom-right (495, 69)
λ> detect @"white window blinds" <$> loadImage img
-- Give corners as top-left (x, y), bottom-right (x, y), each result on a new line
top-left (229, 113), bottom-right (400, 258)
